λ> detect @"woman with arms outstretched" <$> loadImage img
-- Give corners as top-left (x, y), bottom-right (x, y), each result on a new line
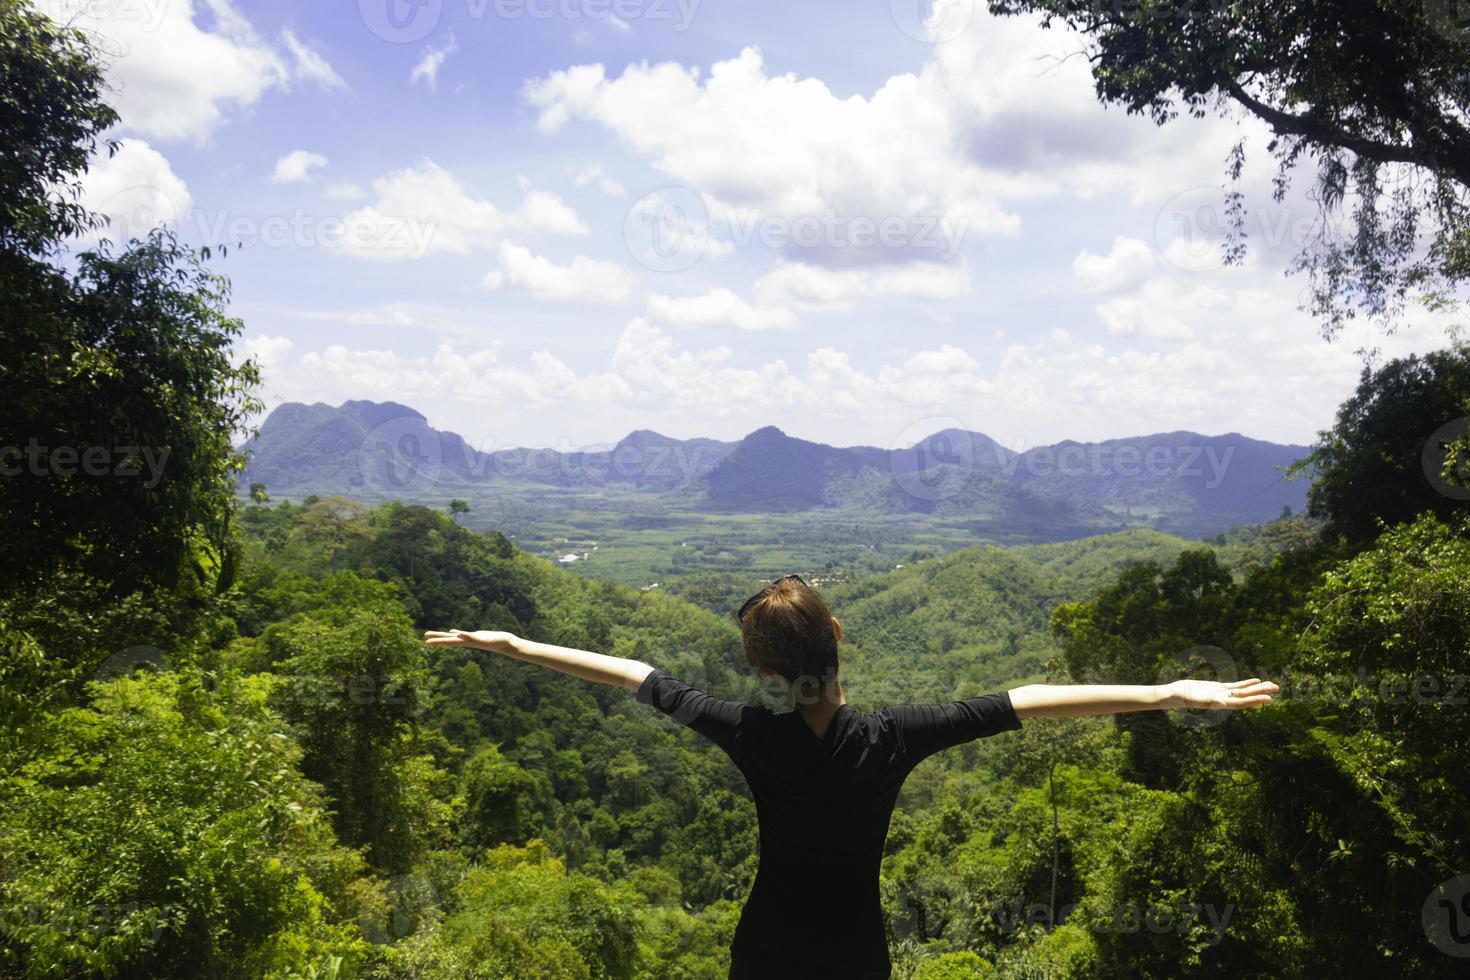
top-left (425, 574), bottom-right (1276, 979)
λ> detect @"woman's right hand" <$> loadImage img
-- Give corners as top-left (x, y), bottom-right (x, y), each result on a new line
top-left (1162, 677), bottom-right (1278, 711)
top-left (423, 629), bottom-right (522, 656)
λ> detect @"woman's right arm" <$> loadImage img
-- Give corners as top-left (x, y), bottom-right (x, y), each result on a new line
top-left (1008, 678), bottom-right (1277, 720)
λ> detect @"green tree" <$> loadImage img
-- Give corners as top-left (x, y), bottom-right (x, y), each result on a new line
top-left (0, 0), bottom-right (117, 251)
top-left (459, 743), bottom-right (547, 851)
top-left (994, 0), bottom-right (1470, 334)
top-left (1292, 346), bottom-right (1470, 545)
top-left (911, 950), bottom-right (995, 979)
top-left (0, 0), bottom-right (260, 715)
top-left (264, 603), bottom-right (447, 873)
top-left (396, 841), bottom-right (643, 979)
top-left (1008, 718), bottom-right (1107, 929)
top-left (0, 671), bottom-right (371, 977)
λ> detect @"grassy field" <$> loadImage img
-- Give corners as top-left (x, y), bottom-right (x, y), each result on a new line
top-left (242, 479), bottom-right (1311, 610)
top-left (247, 482), bottom-right (1156, 590)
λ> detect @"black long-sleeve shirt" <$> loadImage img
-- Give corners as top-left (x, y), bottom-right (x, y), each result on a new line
top-left (633, 668), bottom-right (1023, 978)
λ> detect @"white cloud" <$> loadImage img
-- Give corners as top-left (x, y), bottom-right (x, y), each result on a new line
top-left (516, 175), bottom-right (591, 236)
top-left (647, 289), bottom-right (797, 331)
top-left (271, 150), bottom-right (328, 183)
top-left (754, 260), bottom-right (971, 312)
top-left (281, 29), bottom-right (348, 92)
top-left (522, 10), bottom-right (1279, 279)
top-left (239, 333), bottom-right (296, 368)
top-left (249, 318), bottom-right (1000, 444)
top-left (78, 138), bottom-right (192, 242)
top-left (598, 319), bottom-right (994, 418)
top-left (324, 181), bottom-right (365, 201)
top-left (36, 0), bottom-right (288, 142)
top-left (267, 301), bottom-right (484, 335)
top-left (1072, 236), bottom-right (1154, 293)
top-left (1085, 238), bottom-right (1318, 342)
top-left (525, 47), bottom-right (1021, 260)
top-left (573, 164), bottom-right (627, 198)
top-left (410, 35), bottom-right (456, 91)
top-left (249, 292), bottom-right (1461, 451)
top-left (338, 160), bottom-right (588, 261)
top-left (1093, 278), bottom-right (1222, 341)
top-left (484, 242), bottom-right (635, 303)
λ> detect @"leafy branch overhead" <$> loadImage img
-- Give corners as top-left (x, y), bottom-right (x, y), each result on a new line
top-left (994, 0), bottom-right (1470, 334)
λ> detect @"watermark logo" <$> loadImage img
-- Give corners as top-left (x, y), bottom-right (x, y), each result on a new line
top-left (93, 185), bottom-right (439, 258)
top-left (1153, 186), bottom-right (1349, 273)
top-left (1421, 417), bottom-right (1470, 501)
top-left (1000, 440), bottom-right (1236, 487)
top-left (1423, 875), bottom-right (1470, 958)
top-left (890, 0), bottom-right (977, 44)
top-left (991, 897), bottom-right (1234, 946)
top-left (2, 900), bottom-right (176, 945)
top-left (725, 209), bottom-right (967, 260)
top-left (361, 872), bottom-right (439, 942)
top-left (361, 0), bottom-right (700, 43)
top-left (94, 645), bottom-right (166, 680)
top-left (888, 417), bottom-right (976, 502)
top-left (624, 187), bottom-right (712, 273)
top-left (1156, 645), bottom-right (1241, 728)
top-left (360, 0), bottom-right (444, 42)
top-left (357, 416), bottom-right (446, 493)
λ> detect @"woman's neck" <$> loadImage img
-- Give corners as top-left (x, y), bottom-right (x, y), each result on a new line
top-left (796, 680), bottom-right (846, 714)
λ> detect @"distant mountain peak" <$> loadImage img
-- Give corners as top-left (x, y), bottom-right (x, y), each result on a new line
top-left (745, 424), bottom-right (789, 440)
top-left (339, 400), bottom-right (426, 428)
top-left (613, 428), bottom-right (675, 449)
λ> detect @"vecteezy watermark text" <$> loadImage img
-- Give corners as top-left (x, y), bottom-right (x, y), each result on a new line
top-left (359, 0), bottom-right (700, 43)
top-left (723, 210), bottom-right (967, 260)
top-left (990, 896), bottom-right (1235, 946)
top-left (1, 441), bottom-right (171, 489)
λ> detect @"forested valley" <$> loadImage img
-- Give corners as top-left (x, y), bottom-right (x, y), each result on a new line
top-left (5, 2), bottom-right (1470, 977)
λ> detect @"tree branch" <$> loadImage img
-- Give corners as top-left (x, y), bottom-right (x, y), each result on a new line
top-left (1223, 78), bottom-right (1470, 189)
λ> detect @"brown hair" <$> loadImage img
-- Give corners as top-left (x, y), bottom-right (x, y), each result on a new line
top-left (737, 576), bottom-right (841, 699)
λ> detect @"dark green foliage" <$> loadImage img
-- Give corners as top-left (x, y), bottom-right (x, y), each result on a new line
top-left (459, 743), bottom-right (548, 851)
top-left (1294, 346), bottom-right (1470, 545)
top-left (2, 230), bottom-right (262, 600)
top-left (0, 671), bottom-right (372, 976)
top-left (0, 0), bottom-right (118, 251)
top-left (0, 0), bottom-right (260, 724)
top-left (262, 602), bottom-right (445, 874)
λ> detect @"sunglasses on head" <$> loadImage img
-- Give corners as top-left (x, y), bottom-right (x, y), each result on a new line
top-left (736, 574), bottom-right (806, 623)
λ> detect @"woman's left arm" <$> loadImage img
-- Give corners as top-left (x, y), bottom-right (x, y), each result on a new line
top-left (423, 629), bottom-right (656, 693)
top-left (1008, 677), bottom-right (1278, 720)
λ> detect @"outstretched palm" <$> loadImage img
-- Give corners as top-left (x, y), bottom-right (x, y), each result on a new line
top-left (423, 629), bottom-right (520, 656)
top-left (1164, 677), bottom-right (1278, 710)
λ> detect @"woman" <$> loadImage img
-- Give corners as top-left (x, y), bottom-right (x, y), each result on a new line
top-left (424, 574), bottom-right (1276, 978)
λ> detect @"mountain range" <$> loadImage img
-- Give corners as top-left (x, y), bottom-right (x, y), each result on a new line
top-left (240, 400), bottom-right (1311, 536)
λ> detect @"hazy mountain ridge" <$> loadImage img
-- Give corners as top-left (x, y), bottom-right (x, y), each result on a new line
top-left (241, 400), bottom-right (1310, 535)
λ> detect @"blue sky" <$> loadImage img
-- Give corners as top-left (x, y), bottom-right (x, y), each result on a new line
top-left (48, 0), bottom-right (1463, 453)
